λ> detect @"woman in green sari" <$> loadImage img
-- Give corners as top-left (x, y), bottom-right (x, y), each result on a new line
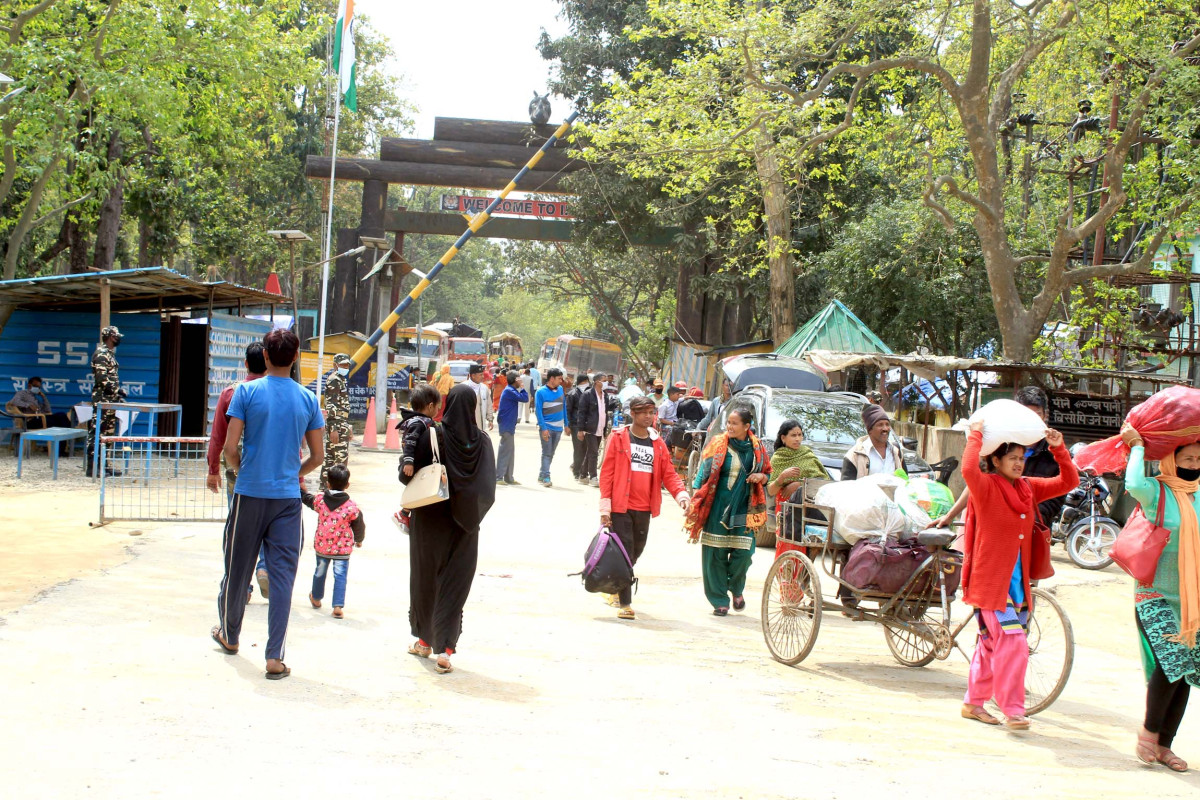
top-left (768, 419), bottom-right (829, 501)
top-left (685, 408), bottom-right (771, 615)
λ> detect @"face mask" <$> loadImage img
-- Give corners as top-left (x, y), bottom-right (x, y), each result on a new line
top-left (1177, 466), bottom-right (1200, 482)
top-left (30, 386), bottom-right (42, 394)
top-left (337, 368), bottom-right (349, 377)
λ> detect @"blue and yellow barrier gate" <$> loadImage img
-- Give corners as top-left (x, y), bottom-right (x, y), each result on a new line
top-left (345, 110), bottom-right (580, 375)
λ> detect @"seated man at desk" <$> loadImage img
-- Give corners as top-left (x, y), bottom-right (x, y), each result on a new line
top-left (10, 377), bottom-right (72, 429)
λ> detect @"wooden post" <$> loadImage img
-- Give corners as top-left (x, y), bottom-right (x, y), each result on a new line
top-left (99, 278), bottom-right (111, 332)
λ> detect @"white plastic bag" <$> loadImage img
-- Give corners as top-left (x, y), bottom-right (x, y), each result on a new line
top-left (814, 481), bottom-right (908, 545)
top-left (967, 399), bottom-right (1047, 456)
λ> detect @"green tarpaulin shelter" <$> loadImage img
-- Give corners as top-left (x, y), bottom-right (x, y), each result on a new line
top-left (775, 299), bottom-right (892, 357)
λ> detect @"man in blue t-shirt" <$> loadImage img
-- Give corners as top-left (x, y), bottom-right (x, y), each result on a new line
top-left (535, 367), bottom-right (565, 487)
top-left (211, 329), bottom-right (324, 680)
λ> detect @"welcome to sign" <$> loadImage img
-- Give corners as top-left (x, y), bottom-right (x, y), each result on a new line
top-left (440, 194), bottom-right (572, 219)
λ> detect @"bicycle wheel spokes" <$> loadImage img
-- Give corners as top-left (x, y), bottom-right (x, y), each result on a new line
top-left (762, 552), bottom-right (822, 666)
top-left (1024, 587), bottom-right (1074, 715)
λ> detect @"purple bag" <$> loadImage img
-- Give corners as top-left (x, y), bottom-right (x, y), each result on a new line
top-left (573, 526), bottom-right (636, 595)
top-left (842, 537), bottom-right (959, 596)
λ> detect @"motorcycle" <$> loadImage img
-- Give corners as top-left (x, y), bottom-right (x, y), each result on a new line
top-left (1052, 471), bottom-right (1120, 570)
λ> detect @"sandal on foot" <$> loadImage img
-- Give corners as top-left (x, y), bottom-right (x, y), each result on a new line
top-left (407, 641), bottom-right (432, 657)
top-left (264, 663), bottom-right (290, 680)
top-left (732, 595), bottom-right (746, 611)
top-left (436, 654), bottom-right (453, 674)
top-left (713, 607), bottom-right (729, 617)
top-left (1136, 731), bottom-right (1159, 765)
top-left (211, 626), bottom-right (237, 654)
top-left (618, 606), bottom-right (636, 620)
top-left (1157, 748), bottom-right (1188, 773)
top-left (308, 593), bottom-right (321, 609)
top-left (332, 607), bottom-right (343, 619)
top-left (960, 704), bottom-right (1000, 726)
top-left (1004, 715), bottom-right (1031, 731)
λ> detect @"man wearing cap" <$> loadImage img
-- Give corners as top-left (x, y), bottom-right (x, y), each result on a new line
top-left (650, 379), bottom-right (667, 409)
top-left (321, 353), bottom-right (352, 489)
top-left (467, 362), bottom-right (495, 431)
top-left (86, 325), bottom-right (126, 477)
top-left (575, 372), bottom-right (610, 486)
top-left (841, 403), bottom-right (904, 480)
top-left (657, 384), bottom-right (685, 440)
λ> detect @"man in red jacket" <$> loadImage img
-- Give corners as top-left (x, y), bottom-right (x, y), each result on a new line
top-left (599, 394), bottom-right (690, 620)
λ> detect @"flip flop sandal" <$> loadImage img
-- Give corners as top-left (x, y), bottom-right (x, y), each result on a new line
top-left (211, 626), bottom-right (237, 654)
top-left (408, 641), bottom-right (433, 657)
top-left (1136, 733), bottom-right (1159, 765)
top-left (1004, 715), bottom-right (1031, 731)
top-left (436, 657), bottom-right (453, 674)
top-left (265, 664), bottom-right (291, 680)
top-left (1157, 749), bottom-right (1188, 772)
top-left (308, 593), bottom-right (321, 609)
top-left (960, 704), bottom-right (1000, 726)
top-left (732, 595), bottom-right (746, 611)
top-left (713, 607), bottom-right (729, 617)
top-left (618, 607), bottom-right (636, 620)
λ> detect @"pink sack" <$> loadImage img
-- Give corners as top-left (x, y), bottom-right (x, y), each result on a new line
top-left (1075, 385), bottom-right (1200, 476)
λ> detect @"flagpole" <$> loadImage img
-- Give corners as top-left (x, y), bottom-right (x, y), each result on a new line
top-left (317, 58), bottom-right (343, 401)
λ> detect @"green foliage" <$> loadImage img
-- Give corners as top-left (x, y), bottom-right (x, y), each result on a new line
top-left (1033, 281), bottom-right (1149, 369)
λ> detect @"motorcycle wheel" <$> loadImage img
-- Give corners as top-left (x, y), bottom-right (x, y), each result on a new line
top-left (1066, 518), bottom-right (1119, 570)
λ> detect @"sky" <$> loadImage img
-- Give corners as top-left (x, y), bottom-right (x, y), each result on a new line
top-left (356, 0), bottom-right (571, 138)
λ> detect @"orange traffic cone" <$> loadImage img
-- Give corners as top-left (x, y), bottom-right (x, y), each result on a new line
top-left (384, 396), bottom-right (401, 450)
top-left (362, 398), bottom-right (378, 449)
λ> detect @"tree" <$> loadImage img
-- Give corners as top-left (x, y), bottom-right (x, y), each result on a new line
top-left (631, 0), bottom-right (1200, 360)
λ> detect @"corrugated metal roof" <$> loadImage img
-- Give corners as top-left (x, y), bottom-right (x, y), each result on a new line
top-left (0, 267), bottom-right (288, 313)
top-left (775, 300), bottom-right (892, 357)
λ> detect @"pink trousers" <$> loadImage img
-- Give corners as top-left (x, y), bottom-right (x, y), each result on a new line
top-left (964, 609), bottom-right (1028, 717)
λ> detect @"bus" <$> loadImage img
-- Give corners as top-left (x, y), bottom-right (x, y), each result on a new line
top-left (487, 332), bottom-right (524, 362)
top-left (448, 336), bottom-right (487, 364)
top-left (394, 327), bottom-right (449, 374)
top-left (536, 338), bottom-right (557, 372)
top-left (544, 335), bottom-right (624, 378)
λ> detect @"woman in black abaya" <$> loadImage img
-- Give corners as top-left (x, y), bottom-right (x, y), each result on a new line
top-left (400, 383), bottom-right (496, 673)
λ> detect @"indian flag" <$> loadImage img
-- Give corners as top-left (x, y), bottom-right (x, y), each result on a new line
top-left (333, 0), bottom-right (357, 112)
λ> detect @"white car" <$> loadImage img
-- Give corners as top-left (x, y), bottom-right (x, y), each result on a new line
top-left (448, 361), bottom-right (473, 384)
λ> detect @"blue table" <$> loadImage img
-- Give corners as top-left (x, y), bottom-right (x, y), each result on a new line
top-left (17, 427), bottom-right (88, 480)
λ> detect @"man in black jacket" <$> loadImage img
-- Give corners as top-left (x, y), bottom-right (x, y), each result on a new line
top-left (575, 372), bottom-right (611, 486)
top-left (565, 373), bottom-right (589, 481)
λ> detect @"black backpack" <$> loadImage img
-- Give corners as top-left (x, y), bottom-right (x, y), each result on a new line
top-left (573, 526), bottom-right (636, 595)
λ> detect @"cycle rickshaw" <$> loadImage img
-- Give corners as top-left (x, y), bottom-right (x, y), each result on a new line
top-left (762, 480), bottom-right (1074, 716)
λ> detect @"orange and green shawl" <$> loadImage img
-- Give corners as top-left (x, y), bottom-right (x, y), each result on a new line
top-left (685, 432), bottom-right (771, 540)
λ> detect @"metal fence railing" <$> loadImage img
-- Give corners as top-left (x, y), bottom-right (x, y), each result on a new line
top-left (99, 436), bottom-right (227, 524)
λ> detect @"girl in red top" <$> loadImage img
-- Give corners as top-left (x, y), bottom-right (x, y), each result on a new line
top-left (599, 395), bottom-right (690, 620)
top-left (960, 421), bottom-right (1077, 731)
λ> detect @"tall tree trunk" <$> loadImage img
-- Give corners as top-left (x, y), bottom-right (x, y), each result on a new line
top-left (753, 126), bottom-right (795, 345)
top-left (66, 212), bottom-right (90, 273)
top-left (91, 133), bottom-right (125, 271)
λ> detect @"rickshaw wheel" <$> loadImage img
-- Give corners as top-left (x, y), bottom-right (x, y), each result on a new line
top-left (883, 604), bottom-right (939, 667)
top-left (762, 551), bottom-right (822, 666)
top-left (1023, 587), bottom-right (1074, 715)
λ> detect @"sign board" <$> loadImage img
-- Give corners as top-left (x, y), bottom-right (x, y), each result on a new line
top-left (440, 194), bottom-right (572, 219)
top-left (1048, 392), bottom-right (1125, 442)
top-left (0, 310), bottom-right (161, 436)
top-left (207, 313), bottom-right (274, 434)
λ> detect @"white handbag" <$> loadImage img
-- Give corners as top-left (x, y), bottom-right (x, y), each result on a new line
top-left (401, 424), bottom-right (450, 509)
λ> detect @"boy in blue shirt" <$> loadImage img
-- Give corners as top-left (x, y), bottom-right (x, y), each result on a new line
top-left (535, 367), bottom-right (565, 487)
top-left (211, 329), bottom-right (325, 680)
top-left (495, 370), bottom-right (530, 485)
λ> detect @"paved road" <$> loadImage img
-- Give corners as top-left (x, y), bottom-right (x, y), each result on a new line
top-left (1, 422), bottom-right (1197, 798)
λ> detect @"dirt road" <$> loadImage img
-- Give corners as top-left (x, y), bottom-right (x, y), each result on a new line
top-left (1, 424), bottom-right (1196, 798)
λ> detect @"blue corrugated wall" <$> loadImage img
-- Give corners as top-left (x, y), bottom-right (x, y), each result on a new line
top-left (0, 311), bottom-right (161, 435)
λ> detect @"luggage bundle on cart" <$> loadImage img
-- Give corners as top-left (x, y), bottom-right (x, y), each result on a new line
top-left (761, 477), bottom-right (1074, 716)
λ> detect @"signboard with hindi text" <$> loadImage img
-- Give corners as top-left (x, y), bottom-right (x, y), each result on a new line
top-left (1048, 392), bottom-right (1125, 442)
top-left (440, 194), bottom-right (572, 219)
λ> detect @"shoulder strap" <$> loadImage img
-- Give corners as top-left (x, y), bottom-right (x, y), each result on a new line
top-left (1156, 482), bottom-right (1167, 527)
top-left (429, 424), bottom-right (441, 464)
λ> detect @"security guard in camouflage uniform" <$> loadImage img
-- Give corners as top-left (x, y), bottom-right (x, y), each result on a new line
top-left (321, 353), bottom-right (353, 489)
top-left (87, 325), bottom-right (126, 477)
